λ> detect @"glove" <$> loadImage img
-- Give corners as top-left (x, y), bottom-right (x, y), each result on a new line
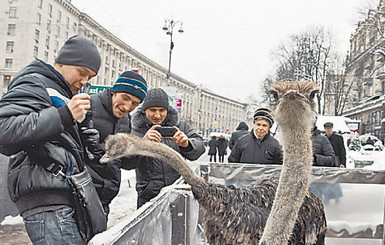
top-left (81, 127), bottom-right (100, 148)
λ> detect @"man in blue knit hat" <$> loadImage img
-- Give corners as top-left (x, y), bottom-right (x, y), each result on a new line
top-left (80, 70), bottom-right (147, 218)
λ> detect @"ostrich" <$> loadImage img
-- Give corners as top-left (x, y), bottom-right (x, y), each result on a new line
top-left (100, 80), bottom-right (326, 245)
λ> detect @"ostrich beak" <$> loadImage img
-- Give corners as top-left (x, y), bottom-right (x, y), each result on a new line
top-left (99, 154), bottom-right (112, 164)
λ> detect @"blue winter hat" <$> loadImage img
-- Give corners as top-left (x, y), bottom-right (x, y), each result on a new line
top-left (111, 71), bottom-right (148, 101)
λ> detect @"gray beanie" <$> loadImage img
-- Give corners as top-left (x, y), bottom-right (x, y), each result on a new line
top-left (253, 107), bottom-right (274, 127)
top-left (55, 35), bottom-right (101, 74)
top-left (142, 88), bottom-right (169, 111)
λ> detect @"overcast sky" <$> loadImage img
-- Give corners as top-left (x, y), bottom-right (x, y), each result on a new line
top-left (72, 0), bottom-right (374, 102)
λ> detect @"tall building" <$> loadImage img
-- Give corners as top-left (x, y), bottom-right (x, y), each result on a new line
top-left (0, 0), bottom-right (247, 137)
top-left (344, 0), bottom-right (385, 141)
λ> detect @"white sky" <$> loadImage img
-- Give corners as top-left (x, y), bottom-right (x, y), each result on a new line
top-left (72, 0), bottom-right (373, 102)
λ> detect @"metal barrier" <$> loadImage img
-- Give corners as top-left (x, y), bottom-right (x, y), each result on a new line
top-left (91, 162), bottom-right (385, 245)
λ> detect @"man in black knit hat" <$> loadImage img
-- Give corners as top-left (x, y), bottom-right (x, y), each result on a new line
top-left (228, 107), bottom-right (283, 165)
top-left (80, 70), bottom-right (148, 219)
top-left (126, 88), bottom-right (205, 208)
top-left (0, 34), bottom-right (100, 244)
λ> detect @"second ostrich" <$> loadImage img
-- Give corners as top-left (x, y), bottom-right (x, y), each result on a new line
top-left (100, 80), bottom-right (326, 245)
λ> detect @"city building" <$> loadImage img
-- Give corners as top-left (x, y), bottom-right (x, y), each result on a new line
top-left (0, 0), bottom-right (247, 137)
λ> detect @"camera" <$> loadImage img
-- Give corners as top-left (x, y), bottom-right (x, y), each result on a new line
top-left (156, 126), bottom-right (176, 137)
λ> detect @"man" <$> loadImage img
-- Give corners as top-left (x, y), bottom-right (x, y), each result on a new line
top-left (229, 121), bottom-right (249, 150)
top-left (0, 35), bottom-right (101, 244)
top-left (312, 124), bottom-right (335, 167)
top-left (81, 71), bottom-right (147, 217)
top-left (228, 108), bottom-right (283, 164)
top-left (129, 88), bottom-right (205, 208)
top-left (324, 122), bottom-right (346, 168)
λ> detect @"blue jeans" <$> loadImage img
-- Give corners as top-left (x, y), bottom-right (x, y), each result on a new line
top-left (23, 206), bottom-right (86, 245)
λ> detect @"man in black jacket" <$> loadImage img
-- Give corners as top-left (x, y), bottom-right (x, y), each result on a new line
top-left (0, 35), bottom-right (101, 244)
top-left (312, 125), bottom-right (335, 167)
top-left (228, 108), bottom-right (282, 164)
top-left (324, 122), bottom-right (346, 167)
top-left (128, 88), bottom-right (205, 208)
top-left (229, 121), bottom-right (249, 150)
top-left (82, 71), bottom-right (147, 217)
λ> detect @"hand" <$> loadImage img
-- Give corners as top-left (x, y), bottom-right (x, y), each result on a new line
top-left (143, 125), bottom-right (162, 142)
top-left (67, 93), bottom-right (90, 121)
top-left (171, 127), bottom-right (189, 148)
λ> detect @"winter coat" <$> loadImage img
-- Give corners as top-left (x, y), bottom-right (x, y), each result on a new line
top-left (83, 89), bottom-right (132, 207)
top-left (0, 59), bottom-right (84, 215)
top-left (312, 129), bottom-right (335, 167)
top-left (229, 122), bottom-right (249, 149)
top-left (208, 138), bottom-right (217, 155)
top-left (228, 131), bottom-right (283, 164)
top-left (129, 104), bottom-right (205, 207)
top-left (217, 137), bottom-right (228, 156)
top-left (327, 133), bottom-right (346, 167)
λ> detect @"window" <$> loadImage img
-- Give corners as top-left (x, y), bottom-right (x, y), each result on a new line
top-left (56, 25), bottom-right (60, 37)
top-left (57, 10), bottom-right (61, 23)
top-left (45, 36), bottom-right (50, 48)
top-left (33, 46), bottom-right (38, 57)
top-left (105, 56), bottom-right (109, 64)
top-left (36, 13), bottom-right (41, 24)
top-left (7, 24), bottom-right (15, 35)
top-left (3, 75), bottom-right (11, 87)
top-left (37, 0), bottom-right (42, 8)
top-left (47, 20), bottom-right (51, 32)
top-left (44, 51), bottom-right (48, 62)
top-left (5, 59), bottom-right (13, 68)
top-left (35, 29), bottom-right (39, 42)
top-left (64, 31), bottom-right (68, 40)
top-left (73, 22), bottom-right (77, 32)
top-left (48, 4), bottom-right (52, 17)
top-left (6, 41), bottom-right (14, 52)
top-left (54, 40), bottom-right (59, 52)
top-left (9, 7), bottom-right (17, 18)
top-left (66, 17), bottom-right (69, 29)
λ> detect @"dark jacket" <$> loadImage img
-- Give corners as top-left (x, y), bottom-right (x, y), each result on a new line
top-left (84, 89), bottom-right (132, 207)
top-left (0, 59), bottom-right (84, 214)
top-left (327, 133), bottom-right (346, 167)
top-left (312, 129), bottom-right (335, 167)
top-left (217, 137), bottom-right (228, 156)
top-left (129, 104), bottom-right (205, 207)
top-left (208, 138), bottom-right (217, 155)
top-left (229, 122), bottom-right (249, 149)
top-left (228, 131), bottom-right (283, 164)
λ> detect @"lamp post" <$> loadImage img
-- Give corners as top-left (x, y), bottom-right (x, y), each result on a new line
top-left (162, 18), bottom-right (183, 85)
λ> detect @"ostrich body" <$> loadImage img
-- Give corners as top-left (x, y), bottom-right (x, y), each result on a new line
top-left (101, 81), bottom-right (326, 245)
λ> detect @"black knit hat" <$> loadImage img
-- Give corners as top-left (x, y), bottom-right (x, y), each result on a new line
top-left (55, 35), bottom-right (101, 74)
top-left (111, 71), bottom-right (148, 101)
top-left (142, 88), bottom-right (169, 111)
top-left (253, 107), bottom-right (274, 127)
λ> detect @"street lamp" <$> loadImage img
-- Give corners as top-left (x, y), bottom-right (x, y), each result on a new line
top-left (162, 18), bottom-right (183, 84)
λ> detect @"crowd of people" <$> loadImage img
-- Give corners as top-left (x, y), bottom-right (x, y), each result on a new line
top-left (0, 34), bottom-right (349, 243)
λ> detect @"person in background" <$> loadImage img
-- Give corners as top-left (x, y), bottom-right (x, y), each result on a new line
top-left (217, 135), bottom-right (228, 163)
top-left (128, 88), bottom-right (205, 208)
top-left (0, 35), bottom-right (101, 244)
top-left (208, 135), bottom-right (218, 162)
top-left (229, 121), bottom-right (249, 150)
top-left (312, 124), bottom-right (335, 167)
top-left (228, 108), bottom-right (282, 164)
top-left (324, 122), bottom-right (346, 168)
top-left (80, 71), bottom-right (147, 218)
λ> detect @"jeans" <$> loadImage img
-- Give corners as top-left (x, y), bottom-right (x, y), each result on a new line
top-left (23, 206), bottom-right (86, 245)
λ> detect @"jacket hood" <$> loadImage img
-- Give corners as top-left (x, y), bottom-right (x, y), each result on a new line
top-left (9, 59), bottom-right (73, 98)
top-left (131, 103), bottom-right (180, 134)
top-left (236, 121), bottom-right (249, 130)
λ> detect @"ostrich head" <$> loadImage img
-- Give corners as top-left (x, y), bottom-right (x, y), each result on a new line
top-left (269, 80), bottom-right (318, 130)
top-left (100, 133), bottom-right (143, 163)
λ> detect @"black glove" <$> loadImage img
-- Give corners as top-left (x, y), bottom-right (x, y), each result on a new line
top-left (81, 126), bottom-right (101, 161)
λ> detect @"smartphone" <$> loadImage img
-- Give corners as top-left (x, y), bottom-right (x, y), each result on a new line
top-left (156, 126), bottom-right (176, 137)
top-left (83, 82), bottom-right (92, 94)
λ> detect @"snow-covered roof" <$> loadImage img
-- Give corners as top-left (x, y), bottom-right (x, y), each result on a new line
top-left (316, 116), bottom-right (353, 133)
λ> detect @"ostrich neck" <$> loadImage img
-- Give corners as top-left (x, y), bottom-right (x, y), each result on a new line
top-left (260, 124), bottom-right (313, 245)
top-left (139, 140), bottom-right (203, 186)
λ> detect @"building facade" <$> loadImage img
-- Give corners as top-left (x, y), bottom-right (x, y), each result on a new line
top-left (0, 0), bottom-right (247, 137)
top-left (343, 0), bottom-right (385, 141)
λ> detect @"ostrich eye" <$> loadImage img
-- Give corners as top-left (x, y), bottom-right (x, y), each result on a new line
top-left (309, 90), bottom-right (318, 100)
top-left (268, 90), bottom-right (279, 102)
